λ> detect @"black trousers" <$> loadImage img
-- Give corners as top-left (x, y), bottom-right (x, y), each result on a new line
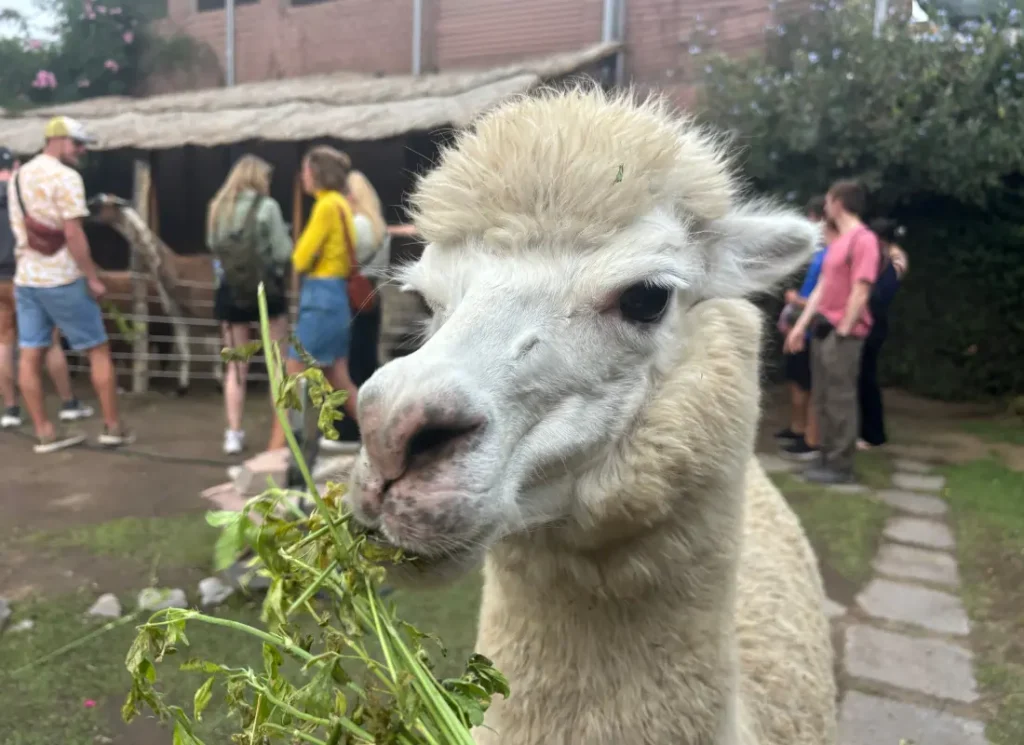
top-left (335, 302), bottom-right (381, 442)
top-left (858, 328), bottom-right (887, 446)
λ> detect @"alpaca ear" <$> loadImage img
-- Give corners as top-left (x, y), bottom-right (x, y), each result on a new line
top-left (699, 203), bottom-right (820, 299)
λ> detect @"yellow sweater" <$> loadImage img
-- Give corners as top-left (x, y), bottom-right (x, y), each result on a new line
top-left (292, 190), bottom-right (356, 279)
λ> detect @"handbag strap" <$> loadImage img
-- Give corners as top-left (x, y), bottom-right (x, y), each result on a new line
top-left (14, 172), bottom-right (30, 222)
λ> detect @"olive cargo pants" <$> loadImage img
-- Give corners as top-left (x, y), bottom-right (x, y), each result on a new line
top-left (811, 333), bottom-right (865, 475)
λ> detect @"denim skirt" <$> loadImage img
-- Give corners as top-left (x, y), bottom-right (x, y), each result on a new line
top-left (289, 277), bottom-right (351, 366)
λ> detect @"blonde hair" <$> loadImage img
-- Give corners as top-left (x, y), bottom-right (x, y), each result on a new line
top-left (347, 170), bottom-right (387, 247)
top-left (207, 154), bottom-right (272, 237)
top-left (304, 145), bottom-right (351, 193)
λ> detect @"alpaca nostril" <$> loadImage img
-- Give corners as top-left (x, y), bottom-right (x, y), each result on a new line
top-left (406, 421), bottom-right (483, 465)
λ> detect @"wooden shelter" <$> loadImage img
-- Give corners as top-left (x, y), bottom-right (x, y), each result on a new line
top-left (0, 42), bottom-right (618, 391)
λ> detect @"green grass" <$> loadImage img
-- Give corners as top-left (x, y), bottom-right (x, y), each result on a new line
top-left (943, 457), bottom-right (1024, 745)
top-left (26, 513), bottom-right (219, 572)
top-left (773, 472), bottom-right (891, 588)
top-left (0, 562), bottom-right (482, 744)
top-left (960, 416), bottom-right (1024, 447)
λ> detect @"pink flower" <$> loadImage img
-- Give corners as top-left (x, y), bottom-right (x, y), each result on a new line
top-left (84, 699), bottom-right (96, 708)
top-left (97, 5), bottom-right (107, 13)
top-left (110, 6), bottom-right (122, 14)
top-left (122, 31), bottom-right (134, 44)
top-left (104, 59), bottom-right (120, 72)
top-left (27, 39), bottom-right (41, 51)
top-left (31, 70), bottom-right (57, 89)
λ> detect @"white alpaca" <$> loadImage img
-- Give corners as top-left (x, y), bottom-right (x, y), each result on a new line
top-left (346, 86), bottom-right (836, 745)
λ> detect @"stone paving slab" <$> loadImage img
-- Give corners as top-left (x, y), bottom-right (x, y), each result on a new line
top-left (825, 482), bottom-right (871, 494)
top-left (874, 542), bottom-right (960, 587)
top-left (877, 489), bottom-right (949, 517)
top-left (856, 578), bottom-right (970, 636)
top-left (757, 453), bottom-right (799, 474)
top-left (824, 596), bottom-right (846, 619)
top-left (884, 516), bottom-right (956, 550)
top-left (845, 624), bottom-right (979, 702)
top-left (892, 471), bottom-right (947, 493)
top-left (839, 691), bottom-right (987, 745)
top-left (894, 458), bottom-right (935, 474)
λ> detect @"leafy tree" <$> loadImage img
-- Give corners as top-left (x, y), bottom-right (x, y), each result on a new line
top-left (0, 0), bottom-right (208, 110)
top-left (689, 0), bottom-right (1024, 399)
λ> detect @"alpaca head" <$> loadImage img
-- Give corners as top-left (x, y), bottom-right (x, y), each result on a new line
top-left (347, 87), bottom-right (817, 578)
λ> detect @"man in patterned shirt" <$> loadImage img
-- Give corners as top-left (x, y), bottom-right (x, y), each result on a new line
top-left (8, 117), bottom-right (132, 452)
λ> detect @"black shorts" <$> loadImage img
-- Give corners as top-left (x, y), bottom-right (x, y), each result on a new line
top-left (783, 348), bottom-right (812, 392)
top-left (214, 283), bottom-right (287, 325)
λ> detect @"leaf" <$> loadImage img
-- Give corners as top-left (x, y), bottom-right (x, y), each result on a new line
top-left (179, 658), bottom-right (225, 674)
top-left (220, 340), bottom-right (263, 362)
top-left (262, 642), bottom-right (283, 678)
top-left (205, 510), bottom-right (240, 528)
top-left (172, 719), bottom-right (202, 745)
top-left (193, 676), bottom-right (214, 721)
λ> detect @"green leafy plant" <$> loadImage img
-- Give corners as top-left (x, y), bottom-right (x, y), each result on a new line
top-left (122, 285), bottom-right (507, 744)
top-left (688, 0), bottom-right (1024, 399)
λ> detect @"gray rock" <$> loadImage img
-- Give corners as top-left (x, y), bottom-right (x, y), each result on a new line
top-left (839, 691), bottom-right (987, 745)
top-left (845, 624), bottom-right (979, 702)
top-left (87, 593), bottom-right (123, 619)
top-left (825, 482), bottom-right (870, 494)
top-left (198, 577), bottom-right (235, 608)
top-left (757, 453), bottom-right (799, 474)
top-left (8, 618), bottom-right (33, 633)
top-left (824, 596), bottom-right (846, 619)
top-left (856, 578), bottom-right (970, 636)
top-left (874, 542), bottom-right (960, 587)
top-left (894, 458), bottom-right (935, 474)
top-left (137, 587), bottom-right (188, 612)
top-left (0, 597), bottom-right (10, 628)
top-left (877, 489), bottom-right (949, 517)
top-left (892, 472), bottom-right (947, 493)
top-left (884, 516), bottom-right (956, 550)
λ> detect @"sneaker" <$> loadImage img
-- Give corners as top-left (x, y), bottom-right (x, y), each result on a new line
top-left (34, 427), bottom-right (86, 454)
top-left (98, 425), bottom-right (136, 448)
top-left (803, 466), bottom-right (856, 485)
top-left (774, 427), bottom-right (802, 441)
top-left (318, 435), bottom-right (361, 454)
top-left (59, 399), bottom-right (95, 422)
top-left (223, 429), bottom-right (245, 456)
top-left (1, 406), bottom-right (22, 429)
top-left (781, 437), bottom-right (820, 462)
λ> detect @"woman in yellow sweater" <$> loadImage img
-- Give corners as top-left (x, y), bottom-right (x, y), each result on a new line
top-left (268, 146), bottom-right (360, 451)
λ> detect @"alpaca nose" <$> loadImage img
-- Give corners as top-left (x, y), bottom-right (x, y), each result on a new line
top-left (359, 387), bottom-right (488, 483)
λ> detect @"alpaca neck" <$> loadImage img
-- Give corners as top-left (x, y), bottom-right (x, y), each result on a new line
top-left (475, 300), bottom-right (762, 744)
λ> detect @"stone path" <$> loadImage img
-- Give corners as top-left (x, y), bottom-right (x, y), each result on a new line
top-left (759, 454), bottom-right (990, 744)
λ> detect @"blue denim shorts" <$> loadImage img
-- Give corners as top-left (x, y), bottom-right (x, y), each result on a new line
top-left (15, 278), bottom-right (108, 351)
top-left (289, 277), bottom-right (352, 366)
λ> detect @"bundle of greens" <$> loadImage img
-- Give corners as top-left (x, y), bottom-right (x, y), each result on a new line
top-left (122, 286), bottom-right (507, 745)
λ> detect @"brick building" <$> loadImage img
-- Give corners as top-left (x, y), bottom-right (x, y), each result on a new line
top-left (156, 0), bottom-right (787, 102)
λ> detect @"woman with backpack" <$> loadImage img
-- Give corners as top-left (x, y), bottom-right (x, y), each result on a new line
top-left (207, 154), bottom-right (293, 455)
top-left (266, 146), bottom-right (361, 452)
top-left (857, 218), bottom-right (909, 450)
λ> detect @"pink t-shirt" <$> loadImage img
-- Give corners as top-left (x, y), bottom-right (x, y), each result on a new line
top-left (817, 226), bottom-right (881, 338)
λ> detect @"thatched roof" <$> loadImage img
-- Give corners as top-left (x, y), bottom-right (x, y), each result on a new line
top-left (0, 43), bottom-right (617, 154)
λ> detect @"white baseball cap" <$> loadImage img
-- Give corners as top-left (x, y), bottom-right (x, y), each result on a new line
top-left (44, 115), bottom-right (96, 145)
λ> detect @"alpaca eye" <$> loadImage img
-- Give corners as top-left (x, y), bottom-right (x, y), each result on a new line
top-left (618, 281), bottom-right (672, 324)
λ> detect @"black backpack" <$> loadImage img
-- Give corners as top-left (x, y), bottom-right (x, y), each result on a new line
top-left (210, 196), bottom-right (283, 310)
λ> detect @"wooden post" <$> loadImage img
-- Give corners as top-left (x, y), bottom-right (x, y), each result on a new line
top-left (130, 157), bottom-right (152, 394)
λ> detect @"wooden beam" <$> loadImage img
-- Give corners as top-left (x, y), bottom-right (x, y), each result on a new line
top-left (130, 157), bottom-right (152, 394)
top-left (291, 167), bottom-right (304, 245)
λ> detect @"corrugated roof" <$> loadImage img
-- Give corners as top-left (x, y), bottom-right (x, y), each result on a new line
top-left (0, 42), bottom-right (617, 154)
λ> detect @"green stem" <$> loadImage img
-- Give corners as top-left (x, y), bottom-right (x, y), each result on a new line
top-left (367, 585), bottom-right (398, 683)
top-left (257, 286), bottom-right (352, 555)
top-left (250, 679), bottom-right (374, 742)
top-left (13, 611), bottom-right (140, 675)
top-left (261, 722), bottom-right (328, 745)
top-left (146, 610), bottom-right (316, 664)
top-left (285, 559), bottom-right (339, 617)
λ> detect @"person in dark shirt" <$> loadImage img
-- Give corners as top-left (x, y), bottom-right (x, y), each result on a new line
top-left (858, 218), bottom-right (908, 450)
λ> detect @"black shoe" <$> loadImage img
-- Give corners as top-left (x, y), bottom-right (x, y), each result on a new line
top-left (775, 427), bottom-right (802, 441)
top-left (781, 437), bottom-right (820, 462)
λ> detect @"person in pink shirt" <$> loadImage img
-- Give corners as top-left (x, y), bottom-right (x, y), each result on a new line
top-left (784, 180), bottom-right (881, 484)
